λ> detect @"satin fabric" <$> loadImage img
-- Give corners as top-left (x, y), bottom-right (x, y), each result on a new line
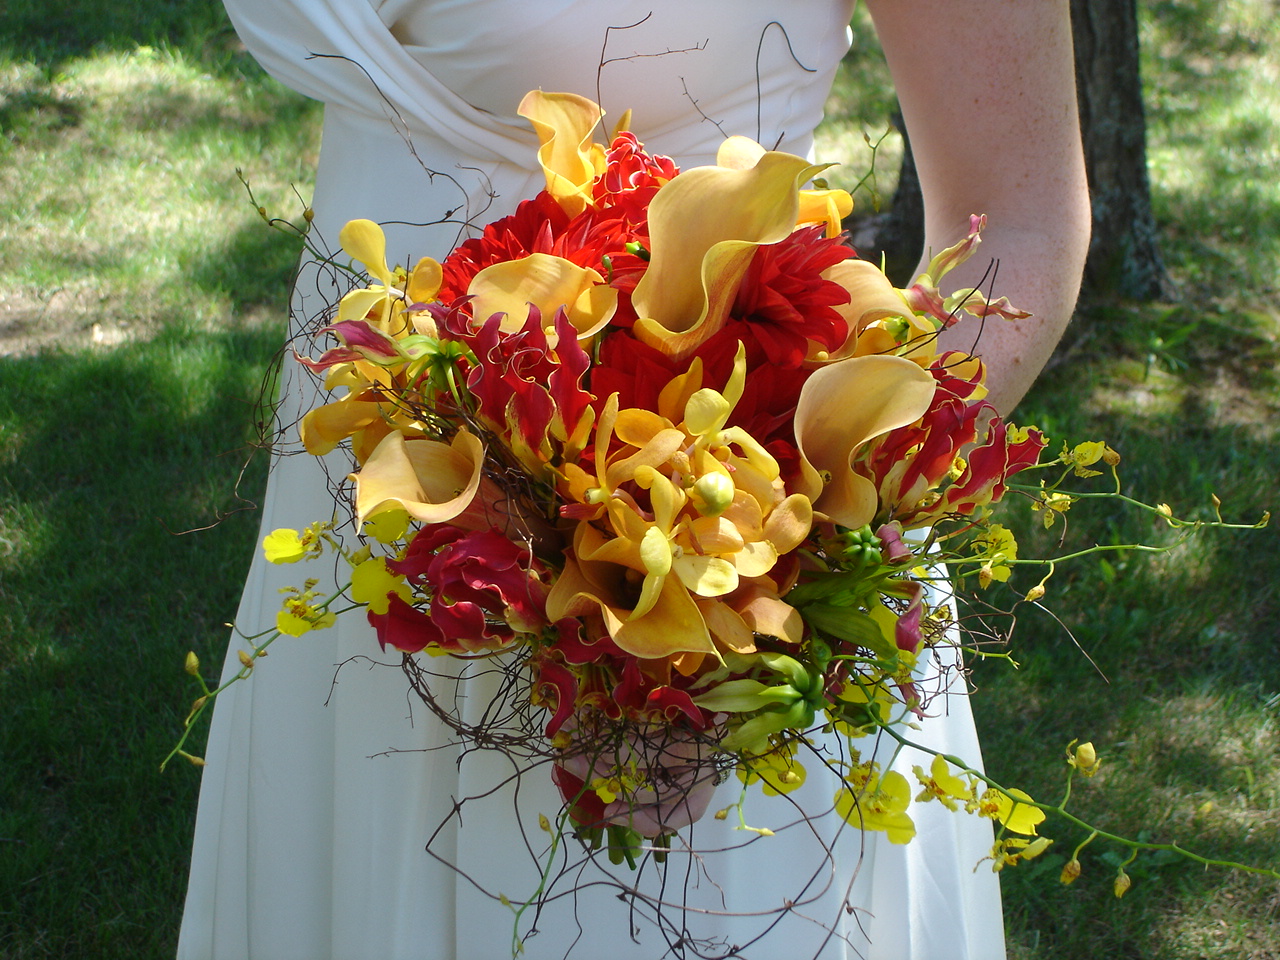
top-left (179, 3), bottom-right (1006, 957)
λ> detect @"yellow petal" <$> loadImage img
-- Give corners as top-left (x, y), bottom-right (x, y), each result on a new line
top-left (762, 494), bottom-right (813, 554)
top-left (336, 287), bottom-right (394, 326)
top-left (603, 427), bottom-right (686, 490)
top-left (603, 574), bottom-right (715, 661)
top-left (349, 556), bottom-right (411, 615)
top-left (995, 788), bottom-right (1046, 836)
top-left (353, 430), bottom-right (484, 526)
top-left (738, 594), bottom-right (804, 645)
top-left (684, 387), bottom-right (732, 436)
top-left (632, 151), bottom-right (823, 354)
top-left (406, 256), bottom-right (443, 304)
top-left (468, 253), bottom-right (615, 336)
top-left (639, 525), bottom-right (673, 577)
top-left (732, 538), bottom-right (779, 578)
top-left (793, 356), bottom-right (936, 529)
top-left (715, 136), bottom-right (767, 170)
top-left (673, 554), bottom-right (739, 598)
top-left (299, 400), bottom-right (385, 456)
top-left (697, 598), bottom-right (756, 654)
top-left (797, 188), bottom-right (853, 238)
top-left (517, 90), bottom-right (605, 216)
top-left (262, 528), bottom-right (307, 564)
top-left (339, 219), bottom-right (393, 286)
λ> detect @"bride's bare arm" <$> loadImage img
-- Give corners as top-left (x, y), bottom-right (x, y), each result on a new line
top-left (864, 0), bottom-right (1092, 415)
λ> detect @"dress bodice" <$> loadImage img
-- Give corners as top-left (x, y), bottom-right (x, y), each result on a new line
top-left (223, 0), bottom-right (856, 171)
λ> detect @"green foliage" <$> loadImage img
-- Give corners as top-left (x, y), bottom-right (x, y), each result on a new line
top-left (0, 330), bottom-right (277, 959)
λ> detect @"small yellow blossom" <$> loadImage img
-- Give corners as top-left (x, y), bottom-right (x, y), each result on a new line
top-left (363, 509), bottom-right (410, 544)
top-left (835, 765), bottom-right (916, 844)
top-left (973, 524), bottom-right (1018, 589)
top-left (1060, 440), bottom-right (1107, 478)
top-left (276, 587), bottom-right (338, 636)
top-left (349, 556), bottom-right (412, 615)
top-left (1114, 868), bottom-right (1132, 898)
top-left (738, 740), bottom-right (807, 796)
top-left (989, 835), bottom-right (1053, 871)
top-left (981, 787), bottom-right (1045, 836)
top-left (1060, 858), bottom-right (1082, 884)
top-left (912, 755), bottom-right (977, 811)
top-left (1067, 739), bottom-right (1101, 777)
top-left (1031, 490), bottom-right (1075, 529)
top-left (262, 522), bottom-right (331, 564)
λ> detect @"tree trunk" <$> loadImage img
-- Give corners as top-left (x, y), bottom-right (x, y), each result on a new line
top-left (875, 0), bottom-right (1173, 301)
top-left (1071, 0), bottom-right (1172, 300)
top-left (872, 109), bottom-right (925, 288)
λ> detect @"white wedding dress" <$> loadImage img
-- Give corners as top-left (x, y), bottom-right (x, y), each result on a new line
top-left (179, 3), bottom-right (1006, 958)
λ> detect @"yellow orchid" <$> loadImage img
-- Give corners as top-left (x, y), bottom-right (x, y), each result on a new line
top-left (548, 352), bottom-right (814, 669)
top-left (835, 762), bottom-right (916, 844)
top-left (262, 522), bottom-right (331, 564)
top-left (349, 556), bottom-right (412, 616)
top-left (913, 755), bottom-right (978, 812)
top-left (276, 584), bottom-right (337, 637)
top-left (737, 739), bottom-right (807, 796)
top-left (978, 787), bottom-right (1046, 836)
top-left (336, 219), bottom-right (442, 337)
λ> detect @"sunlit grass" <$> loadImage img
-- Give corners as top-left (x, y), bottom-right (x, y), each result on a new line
top-left (0, 45), bottom-right (318, 353)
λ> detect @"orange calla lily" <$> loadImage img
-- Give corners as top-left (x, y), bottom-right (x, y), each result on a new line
top-left (793, 356), bottom-right (937, 529)
top-left (352, 430), bottom-right (485, 526)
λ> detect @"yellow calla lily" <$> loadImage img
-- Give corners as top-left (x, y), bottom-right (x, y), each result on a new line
top-left (517, 90), bottom-right (606, 216)
top-left (819, 259), bottom-right (932, 362)
top-left (631, 151), bottom-right (824, 360)
top-left (793, 356), bottom-right (937, 529)
top-left (352, 429), bottom-right (485, 526)
top-left (467, 253), bottom-right (617, 337)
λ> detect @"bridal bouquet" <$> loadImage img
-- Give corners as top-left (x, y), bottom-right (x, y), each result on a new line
top-left (176, 90), bottom-right (1270, 885)
top-left (257, 89), bottom-right (1051, 852)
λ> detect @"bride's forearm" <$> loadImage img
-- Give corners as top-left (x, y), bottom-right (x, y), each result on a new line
top-left (930, 218), bottom-right (1090, 416)
top-left (865, 0), bottom-right (1091, 416)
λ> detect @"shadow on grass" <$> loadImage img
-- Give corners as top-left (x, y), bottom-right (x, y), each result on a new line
top-left (971, 354), bottom-right (1280, 959)
top-left (0, 0), bottom-right (241, 77)
top-left (185, 210), bottom-right (311, 317)
top-left (0, 326), bottom-right (279, 960)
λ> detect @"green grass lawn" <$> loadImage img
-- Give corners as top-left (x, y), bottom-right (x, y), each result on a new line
top-left (1, 2), bottom-right (1277, 958)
